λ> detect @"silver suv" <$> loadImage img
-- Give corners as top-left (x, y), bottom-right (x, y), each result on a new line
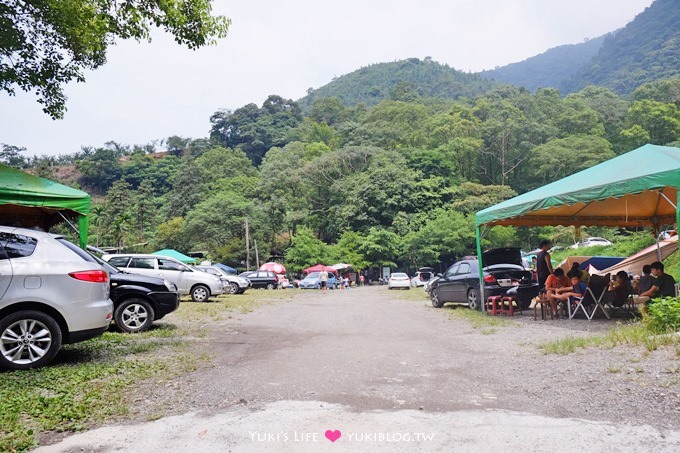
top-left (102, 254), bottom-right (224, 302)
top-left (194, 265), bottom-right (250, 294)
top-left (0, 226), bottom-right (113, 370)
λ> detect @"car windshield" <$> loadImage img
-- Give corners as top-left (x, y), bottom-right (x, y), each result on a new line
top-left (391, 273), bottom-right (408, 278)
top-left (305, 272), bottom-right (320, 279)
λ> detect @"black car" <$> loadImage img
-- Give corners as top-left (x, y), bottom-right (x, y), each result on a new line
top-left (238, 270), bottom-right (277, 289)
top-left (429, 248), bottom-right (538, 310)
top-left (98, 258), bottom-right (180, 333)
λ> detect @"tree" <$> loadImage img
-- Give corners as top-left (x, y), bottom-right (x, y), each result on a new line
top-left (209, 96), bottom-right (302, 165)
top-left (284, 227), bottom-right (331, 272)
top-left (359, 227), bottom-right (400, 269)
top-left (623, 100), bottom-right (680, 145)
top-left (76, 148), bottom-right (122, 194)
top-left (0, 144), bottom-right (27, 168)
top-left (526, 135), bottom-right (615, 187)
top-left (1, 0), bottom-right (230, 118)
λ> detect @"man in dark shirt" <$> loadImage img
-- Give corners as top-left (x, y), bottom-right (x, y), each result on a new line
top-left (638, 261), bottom-right (676, 306)
top-left (536, 239), bottom-right (553, 289)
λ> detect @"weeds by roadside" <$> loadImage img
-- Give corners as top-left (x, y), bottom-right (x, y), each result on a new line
top-left (0, 327), bottom-right (197, 453)
top-left (540, 322), bottom-right (680, 355)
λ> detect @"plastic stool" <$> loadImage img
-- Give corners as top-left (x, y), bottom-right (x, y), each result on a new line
top-left (485, 296), bottom-right (503, 315)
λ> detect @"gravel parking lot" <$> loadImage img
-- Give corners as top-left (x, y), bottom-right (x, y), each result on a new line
top-left (34, 286), bottom-right (680, 452)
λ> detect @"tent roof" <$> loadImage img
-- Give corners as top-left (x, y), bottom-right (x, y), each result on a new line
top-left (0, 164), bottom-right (90, 248)
top-left (476, 144), bottom-right (680, 228)
top-left (152, 249), bottom-right (197, 264)
top-left (0, 164), bottom-right (90, 216)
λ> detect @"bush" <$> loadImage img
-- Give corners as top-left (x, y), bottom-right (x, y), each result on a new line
top-left (644, 296), bottom-right (680, 333)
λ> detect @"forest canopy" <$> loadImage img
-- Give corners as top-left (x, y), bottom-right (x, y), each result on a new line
top-left (6, 76), bottom-right (679, 274)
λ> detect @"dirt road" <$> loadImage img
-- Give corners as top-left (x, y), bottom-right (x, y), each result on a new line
top-left (35, 286), bottom-right (680, 452)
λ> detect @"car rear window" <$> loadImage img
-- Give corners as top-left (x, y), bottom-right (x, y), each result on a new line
top-left (0, 232), bottom-right (38, 259)
top-left (55, 237), bottom-right (99, 263)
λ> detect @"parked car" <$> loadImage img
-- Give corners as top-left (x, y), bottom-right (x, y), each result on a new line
top-left (429, 248), bottom-right (539, 310)
top-left (298, 272), bottom-right (339, 289)
top-left (0, 226), bottom-right (113, 370)
top-left (570, 237), bottom-right (612, 249)
top-left (238, 270), bottom-right (278, 289)
top-left (94, 256), bottom-right (180, 333)
top-left (102, 254), bottom-right (223, 302)
top-left (411, 267), bottom-right (435, 287)
top-left (195, 265), bottom-right (250, 294)
top-left (388, 272), bottom-right (411, 290)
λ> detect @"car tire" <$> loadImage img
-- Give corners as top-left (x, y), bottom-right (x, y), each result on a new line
top-left (114, 298), bottom-right (155, 333)
top-left (0, 310), bottom-right (62, 371)
top-left (266, 283), bottom-right (275, 290)
top-left (227, 282), bottom-right (239, 294)
top-left (467, 288), bottom-right (480, 310)
top-left (431, 289), bottom-right (444, 308)
top-left (191, 285), bottom-right (211, 302)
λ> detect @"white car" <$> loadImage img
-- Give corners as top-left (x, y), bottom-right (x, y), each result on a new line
top-left (387, 272), bottom-right (411, 290)
top-left (570, 237), bottom-right (612, 249)
top-left (194, 265), bottom-right (250, 294)
top-left (0, 226), bottom-right (113, 370)
top-left (103, 254), bottom-right (224, 302)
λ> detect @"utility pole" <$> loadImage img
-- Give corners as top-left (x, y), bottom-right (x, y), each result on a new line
top-left (245, 218), bottom-right (250, 271)
top-left (254, 239), bottom-right (260, 269)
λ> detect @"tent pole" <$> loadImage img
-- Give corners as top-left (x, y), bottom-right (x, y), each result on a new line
top-left (475, 224), bottom-right (485, 312)
top-left (78, 215), bottom-right (89, 249)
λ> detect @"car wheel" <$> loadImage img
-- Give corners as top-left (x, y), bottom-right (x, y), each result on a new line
top-left (227, 282), bottom-right (239, 294)
top-left (266, 283), bottom-right (275, 290)
top-left (0, 310), bottom-right (62, 370)
top-left (431, 289), bottom-right (444, 308)
top-left (467, 288), bottom-right (480, 310)
top-left (191, 285), bottom-right (211, 302)
top-left (114, 298), bottom-right (155, 333)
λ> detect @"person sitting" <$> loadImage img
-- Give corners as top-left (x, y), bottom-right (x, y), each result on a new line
top-left (570, 262), bottom-right (590, 285)
top-left (636, 264), bottom-right (654, 295)
top-left (636, 261), bottom-right (677, 312)
top-left (606, 271), bottom-right (633, 307)
top-left (544, 268), bottom-right (571, 318)
top-left (549, 271), bottom-right (587, 317)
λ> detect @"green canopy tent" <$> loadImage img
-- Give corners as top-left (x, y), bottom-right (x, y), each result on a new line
top-left (152, 249), bottom-right (197, 264)
top-left (0, 164), bottom-right (91, 248)
top-left (474, 144), bottom-right (680, 307)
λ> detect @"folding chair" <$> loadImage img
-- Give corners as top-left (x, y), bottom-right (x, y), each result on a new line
top-left (569, 274), bottom-right (611, 320)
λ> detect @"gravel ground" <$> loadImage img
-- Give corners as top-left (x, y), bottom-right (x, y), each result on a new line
top-left (34, 286), bottom-right (680, 452)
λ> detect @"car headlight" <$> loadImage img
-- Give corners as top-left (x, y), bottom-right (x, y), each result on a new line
top-left (164, 279), bottom-right (177, 292)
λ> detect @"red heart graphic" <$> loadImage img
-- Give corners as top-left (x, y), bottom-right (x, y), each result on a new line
top-left (325, 429), bottom-right (341, 443)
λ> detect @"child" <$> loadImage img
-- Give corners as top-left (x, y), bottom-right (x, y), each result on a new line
top-left (549, 271), bottom-right (586, 318)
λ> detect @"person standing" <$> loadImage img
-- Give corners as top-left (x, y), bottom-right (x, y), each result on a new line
top-left (319, 269), bottom-right (329, 293)
top-left (536, 239), bottom-right (554, 289)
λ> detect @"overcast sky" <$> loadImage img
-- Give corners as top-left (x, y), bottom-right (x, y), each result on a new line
top-left (0, 0), bottom-right (655, 158)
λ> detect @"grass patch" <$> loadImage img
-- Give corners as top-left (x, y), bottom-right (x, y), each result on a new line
top-left (540, 322), bottom-right (680, 355)
top-left (448, 307), bottom-right (512, 330)
top-left (0, 326), bottom-right (198, 453)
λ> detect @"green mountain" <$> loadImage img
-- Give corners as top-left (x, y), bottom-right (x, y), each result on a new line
top-left (302, 0), bottom-right (678, 105)
top-left (480, 35), bottom-right (607, 93)
top-left (483, 0), bottom-right (680, 95)
top-left (565, 0), bottom-right (680, 94)
top-left (297, 58), bottom-right (499, 110)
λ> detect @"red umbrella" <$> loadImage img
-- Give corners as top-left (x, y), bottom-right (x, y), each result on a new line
top-left (303, 264), bottom-right (338, 275)
top-left (260, 262), bottom-right (286, 274)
